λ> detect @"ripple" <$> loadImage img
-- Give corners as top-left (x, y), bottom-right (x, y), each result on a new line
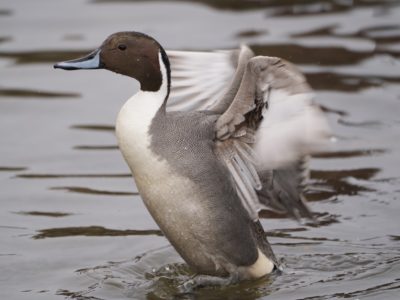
top-left (16, 173), bottom-right (130, 179)
top-left (277, 250), bottom-right (400, 299)
top-left (338, 119), bottom-right (383, 128)
top-left (312, 168), bottom-right (380, 181)
top-left (252, 43), bottom-right (372, 66)
top-left (307, 168), bottom-right (380, 201)
top-left (0, 36), bottom-right (11, 44)
top-left (73, 145), bottom-right (119, 150)
top-left (63, 34), bottom-right (84, 41)
top-left (0, 225), bottom-right (27, 230)
top-left (0, 49), bottom-right (91, 65)
top-left (57, 245), bottom-right (279, 300)
top-left (271, 2), bottom-right (349, 17)
top-left (53, 242), bottom-right (400, 300)
top-left (93, 0), bottom-right (396, 12)
top-left (0, 166), bottom-right (27, 172)
top-left (306, 72), bottom-right (400, 92)
top-left (389, 235), bottom-right (400, 241)
top-left (294, 24), bottom-right (400, 44)
top-left (33, 226), bottom-right (163, 239)
top-left (320, 104), bottom-right (348, 116)
top-left (14, 211), bottom-right (73, 218)
top-left (50, 186), bottom-right (138, 196)
top-left (313, 149), bottom-right (385, 159)
top-left (0, 87), bottom-right (79, 99)
top-left (268, 229), bottom-right (340, 242)
top-left (260, 210), bottom-right (339, 228)
top-left (70, 124), bottom-right (115, 132)
top-left (0, 9), bottom-right (12, 16)
top-left (235, 29), bottom-right (268, 38)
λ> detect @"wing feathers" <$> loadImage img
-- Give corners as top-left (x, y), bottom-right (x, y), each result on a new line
top-left (166, 49), bottom-right (237, 112)
top-left (214, 56), bottom-right (331, 221)
top-left (166, 48), bottom-right (331, 222)
top-left (255, 93), bottom-right (331, 169)
top-left (215, 138), bottom-right (262, 221)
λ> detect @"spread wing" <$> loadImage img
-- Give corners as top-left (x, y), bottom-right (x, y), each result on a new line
top-left (167, 47), bottom-right (331, 221)
top-left (166, 49), bottom-right (239, 111)
top-left (214, 56), bottom-right (331, 221)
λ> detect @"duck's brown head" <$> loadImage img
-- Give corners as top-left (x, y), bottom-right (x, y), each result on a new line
top-left (54, 31), bottom-right (170, 93)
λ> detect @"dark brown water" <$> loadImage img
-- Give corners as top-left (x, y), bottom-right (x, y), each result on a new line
top-left (1, 0), bottom-right (400, 299)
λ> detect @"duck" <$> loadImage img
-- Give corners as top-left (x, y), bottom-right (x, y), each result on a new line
top-left (54, 31), bottom-right (330, 282)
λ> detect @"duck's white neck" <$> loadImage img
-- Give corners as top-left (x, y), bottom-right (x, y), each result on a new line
top-left (119, 50), bottom-right (169, 127)
top-left (116, 51), bottom-right (169, 173)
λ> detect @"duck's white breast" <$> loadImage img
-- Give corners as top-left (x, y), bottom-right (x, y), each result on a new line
top-left (115, 91), bottom-right (163, 173)
top-left (115, 91), bottom-right (201, 222)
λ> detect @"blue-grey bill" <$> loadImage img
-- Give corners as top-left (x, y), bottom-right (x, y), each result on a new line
top-left (54, 49), bottom-right (101, 70)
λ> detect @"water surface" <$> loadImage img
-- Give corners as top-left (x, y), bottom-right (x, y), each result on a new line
top-left (1, 0), bottom-right (399, 299)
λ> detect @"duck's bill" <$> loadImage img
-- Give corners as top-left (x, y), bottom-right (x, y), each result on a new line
top-left (54, 49), bottom-right (102, 70)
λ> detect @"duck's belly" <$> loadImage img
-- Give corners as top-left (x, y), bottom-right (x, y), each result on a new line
top-left (124, 148), bottom-right (229, 274)
top-left (116, 132), bottom-right (223, 274)
top-left (132, 157), bottom-right (274, 278)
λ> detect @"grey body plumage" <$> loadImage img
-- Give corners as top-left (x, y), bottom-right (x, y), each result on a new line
top-left (148, 109), bottom-right (277, 275)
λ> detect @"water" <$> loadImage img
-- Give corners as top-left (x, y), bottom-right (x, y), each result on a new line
top-left (1, 0), bottom-right (400, 299)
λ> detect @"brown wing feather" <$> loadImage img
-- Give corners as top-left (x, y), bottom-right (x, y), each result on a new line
top-left (214, 55), bottom-right (330, 221)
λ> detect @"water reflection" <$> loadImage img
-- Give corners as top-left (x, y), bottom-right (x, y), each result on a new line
top-left (267, 228), bottom-right (341, 242)
top-left (308, 168), bottom-right (380, 201)
top-left (0, 87), bottom-right (79, 99)
top-left (93, 0), bottom-right (396, 12)
top-left (313, 149), bottom-right (385, 158)
top-left (0, 36), bottom-right (11, 44)
top-left (0, 9), bottom-right (12, 16)
top-left (305, 72), bottom-right (400, 92)
top-left (50, 186), bottom-right (138, 196)
top-left (337, 119), bottom-right (383, 128)
top-left (270, 1), bottom-right (396, 16)
top-left (63, 34), bottom-right (84, 41)
top-left (235, 29), bottom-right (268, 38)
top-left (293, 24), bottom-right (400, 44)
top-left (33, 224), bottom-right (345, 242)
top-left (0, 49), bottom-right (91, 64)
top-left (33, 226), bottom-right (163, 239)
top-left (70, 124), bottom-right (115, 132)
top-left (74, 145), bottom-right (119, 150)
top-left (15, 211), bottom-right (72, 218)
top-left (0, 166), bottom-right (27, 172)
top-left (259, 167), bottom-right (381, 209)
top-left (259, 208), bottom-right (339, 228)
top-left (16, 173), bottom-right (130, 179)
top-left (389, 235), bottom-right (400, 241)
top-left (251, 43), bottom-right (398, 66)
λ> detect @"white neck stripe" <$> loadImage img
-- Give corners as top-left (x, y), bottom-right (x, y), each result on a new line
top-left (139, 51), bottom-right (169, 103)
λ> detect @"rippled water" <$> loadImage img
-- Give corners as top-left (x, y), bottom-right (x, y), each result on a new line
top-left (1, 0), bottom-right (400, 299)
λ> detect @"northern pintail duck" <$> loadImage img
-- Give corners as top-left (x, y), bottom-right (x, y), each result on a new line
top-left (54, 32), bottom-right (330, 282)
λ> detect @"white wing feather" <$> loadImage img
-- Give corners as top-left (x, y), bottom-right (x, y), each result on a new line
top-left (166, 50), bottom-right (236, 111)
top-left (255, 90), bottom-right (331, 170)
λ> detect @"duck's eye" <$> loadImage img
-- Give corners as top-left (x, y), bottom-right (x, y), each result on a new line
top-left (118, 44), bottom-right (127, 51)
